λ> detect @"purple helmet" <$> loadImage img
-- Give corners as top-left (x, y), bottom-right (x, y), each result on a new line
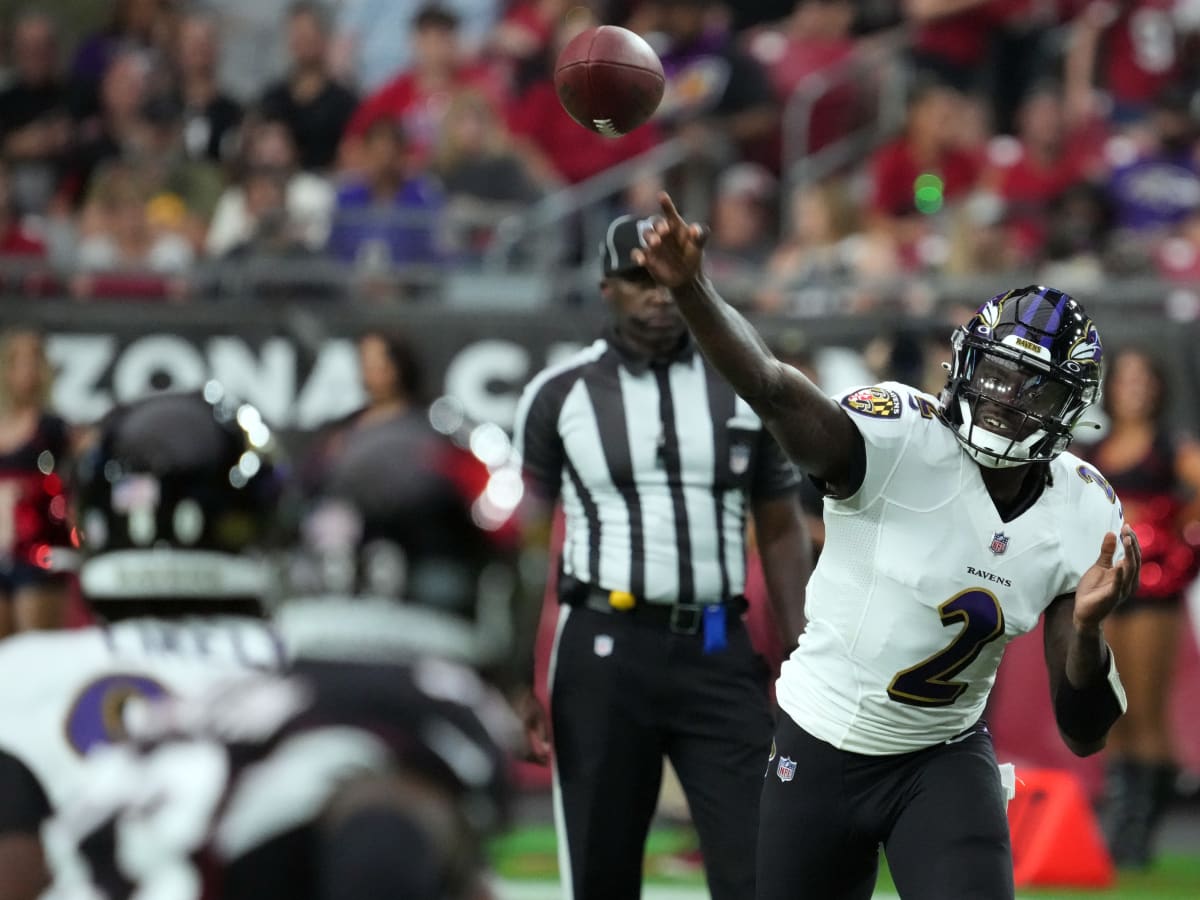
top-left (939, 285), bottom-right (1103, 468)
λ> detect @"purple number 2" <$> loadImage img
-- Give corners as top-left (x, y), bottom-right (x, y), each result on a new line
top-left (888, 588), bottom-right (1005, 708)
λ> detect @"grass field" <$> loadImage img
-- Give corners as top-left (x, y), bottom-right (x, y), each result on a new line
top-left (490, 825), bottom-right (1200, 900)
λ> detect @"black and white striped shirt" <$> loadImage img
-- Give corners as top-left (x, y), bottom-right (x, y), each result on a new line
top-left (513, 332), bottom-right (799, 604)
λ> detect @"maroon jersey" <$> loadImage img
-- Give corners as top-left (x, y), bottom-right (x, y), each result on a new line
top-left (1088, 431), bottom-right (1198, 599)
top-left (0, 413), bottom-right (71, 577)
top-left (1087, 0), bottom-right (1183, 109)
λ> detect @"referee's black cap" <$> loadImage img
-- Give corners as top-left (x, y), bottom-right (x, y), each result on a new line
top-left (601, 214), bottom-right (654, 278)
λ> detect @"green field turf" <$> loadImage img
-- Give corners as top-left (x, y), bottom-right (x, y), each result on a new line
top-left (490, 825), bottom-right (1200, 899)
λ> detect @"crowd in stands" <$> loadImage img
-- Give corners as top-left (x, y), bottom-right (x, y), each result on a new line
top-left (2, 0), bottom-right (1200, 309)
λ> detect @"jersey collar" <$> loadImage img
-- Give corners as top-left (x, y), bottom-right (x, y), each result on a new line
top-left (604, 326), bottom-right (696, 375)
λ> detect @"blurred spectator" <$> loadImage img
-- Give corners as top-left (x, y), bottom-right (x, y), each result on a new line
top-left (207, 166), bottom-right (343, 301)
top-left (489, 0), bottom-right (569, 69)
top-left (507, 11), bottom-right (660, 184)
top-left (703, 162), bottom-right (778, 288)
top-left (258, 2), bottom-right (358, 172)
top-left (300, 329), bottom-right (424, 493)
top-left (1065, 0), bottom-right (1195, 126)
top-left (220, 166), bottom-right (295, 256)
top-left (206, 118), bottom-right (334, 257)
top-left (130, 95), bottom-right (226, 248)
top-left (941, 192), bottom-right (1023, 275)
top-left (72, 160), bottom-right (193, 298)
top-left (1104, 88), bottom-right (1200, 249)
top-left (743, 0), bottom-right (858, 154)
top-left (171, 6), bottom-right (243, 165)
top-left (981, 82), bottom-right (1107, 262)
top-left (342, 5), bottom-right (504, 170)
top-left (62, 48), bottom-right (154, 206)
top-left (755, 178), bottom-right (876, 314)
top-left (332, 0), bottom-right (501, 92)
top-left (0, 11), bottom-right (71, 216)
top-left (1083, 347), bottom-right (1200, 869)
top-left (432, 89), bottom-right (548, 253)
top-left (652, 0), bottom-right (779, 163)
top-left (906, 0), bottom-right (1061, 133)
top-left (0, 327), bottom-right (73, 634)
top-left (0, 161), bottom-right (45, 259)
top-left (69, 0), bottom-right (175, 116)
top-left (1155, 208), bottom-right (1200, 282)
top-left (202, 0), bottom-right (291, 103)
top-left (1037, 180), bottom-right (1113, 289)
top-left (867, 76), bottom-right (982, 263)
top-left (905, 0), bottom-right (996, 92)
top-left (327, 118), bottom-right (445, 268)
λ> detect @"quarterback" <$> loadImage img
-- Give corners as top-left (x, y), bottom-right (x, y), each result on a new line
top-left (633, 194), bottom-right (1141, 900)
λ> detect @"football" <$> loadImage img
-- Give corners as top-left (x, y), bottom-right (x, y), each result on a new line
top-left (553, 25), bottom-right (665, 138)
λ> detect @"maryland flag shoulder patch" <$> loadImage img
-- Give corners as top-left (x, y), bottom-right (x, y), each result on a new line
top-left (841, 387), bottom-right (902, 419)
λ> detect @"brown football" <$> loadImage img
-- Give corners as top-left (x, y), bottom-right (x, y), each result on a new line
top-left (553, 26), bottom-right (665, 138)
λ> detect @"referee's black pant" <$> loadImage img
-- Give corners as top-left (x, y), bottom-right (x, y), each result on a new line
top-left (548, 602), bottom-right (773, 900)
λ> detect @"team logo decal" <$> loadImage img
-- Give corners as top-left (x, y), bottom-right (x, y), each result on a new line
top-left (776, 755), bottom-right (797, 783)
top-left (594, 635), bottom-right (614, 657)
top-left (989, 531), bottom-right (1010, 555)
top-left (842, 387), bottom-right (902, 419)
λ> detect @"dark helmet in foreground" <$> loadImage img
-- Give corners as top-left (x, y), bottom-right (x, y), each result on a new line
top-left (274, 414), bottom-right (523, 674)
top-left (939, 285), bottom-right (1103, 468)
top-left (73, 387), bottom-right (282, 620)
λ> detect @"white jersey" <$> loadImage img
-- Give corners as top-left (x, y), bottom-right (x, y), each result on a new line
top-left (0, 618), bottom-right (284, 815)
top-left (778, 382), bottom-right (1126, 755)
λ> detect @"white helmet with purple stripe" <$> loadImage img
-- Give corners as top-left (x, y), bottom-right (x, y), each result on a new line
top-left (939, 285), bottom-right (1103, 468)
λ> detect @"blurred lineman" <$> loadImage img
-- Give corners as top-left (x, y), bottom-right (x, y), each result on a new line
top-left (0, 390), bottom-right (286, 900)
top-left (513, 214), bottom-right (811, 899)
top-left (43, 411), bottom-right (525, 900)
top-left (632, 194), bottom-right (1142, 900)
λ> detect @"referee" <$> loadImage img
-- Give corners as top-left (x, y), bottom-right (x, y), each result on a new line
top-left (513, 214), bottom-right (811, 900)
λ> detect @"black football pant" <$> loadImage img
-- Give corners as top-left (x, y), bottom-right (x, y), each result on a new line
top-left (757, 712), bottom-right (1015, 900)
top-left (549, 604), bottom-right (773, 900)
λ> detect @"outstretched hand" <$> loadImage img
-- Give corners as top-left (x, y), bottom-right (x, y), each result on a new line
top-left (630, 192), bottom-right (708, 289)
top-left (1074, 524), bottom-right (1141, 630)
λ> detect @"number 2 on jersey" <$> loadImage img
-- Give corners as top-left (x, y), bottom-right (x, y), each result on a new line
top-left (887, 588), bottom-right (1005, 707)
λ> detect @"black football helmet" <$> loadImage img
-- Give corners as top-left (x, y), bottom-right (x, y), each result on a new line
top-left (274, 413), bottom-right (523, 673)
top-left (73, 387), bottom-right (282, 619)
top-left (939, 285), bottom-right (1103, 468)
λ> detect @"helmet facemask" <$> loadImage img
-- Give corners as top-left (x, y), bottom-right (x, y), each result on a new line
top-left (940, 287), bottom-right (1103, 468)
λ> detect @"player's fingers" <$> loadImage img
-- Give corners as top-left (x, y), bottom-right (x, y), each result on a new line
top-left (1094, 531), bottom-right (1117, 568)
top-left (659, 191), bottom-right (686, 228)
top-left (690, 223), bottom-right (710, 247)
top-left (1123, 523), bottom-right (1142, 568)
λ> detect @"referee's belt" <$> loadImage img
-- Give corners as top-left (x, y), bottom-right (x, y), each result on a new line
top-left (571, 585), bottom-right (747, 636)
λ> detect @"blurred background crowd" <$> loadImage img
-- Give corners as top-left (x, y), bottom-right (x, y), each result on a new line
top-left (3, 0), bottom-right (1200, 308)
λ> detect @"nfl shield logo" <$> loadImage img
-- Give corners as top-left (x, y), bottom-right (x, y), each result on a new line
top-left (776, 756), bottom-right (797, 783)
top-left (593, 635), bottom-right (614, 657)
top-left (730, 443), bottom-right (750, 475)
top-left (989, 531), bottom-right (1009, 555)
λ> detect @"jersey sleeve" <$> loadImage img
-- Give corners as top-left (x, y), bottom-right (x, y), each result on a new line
top-left (750, 428), bottom-right (800, 500)
top-left (0, 746), bottom-right (50, 835)
top-left (826, 382), bottom-right (922, 508)
top-left (1055, 460), bottom-right (1127, 598)
top-left (512, 377), bottom-right (565, 502)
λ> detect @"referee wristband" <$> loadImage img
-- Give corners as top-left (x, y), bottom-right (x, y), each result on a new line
top-left (1054, 643), bottom-right (1127, 745)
